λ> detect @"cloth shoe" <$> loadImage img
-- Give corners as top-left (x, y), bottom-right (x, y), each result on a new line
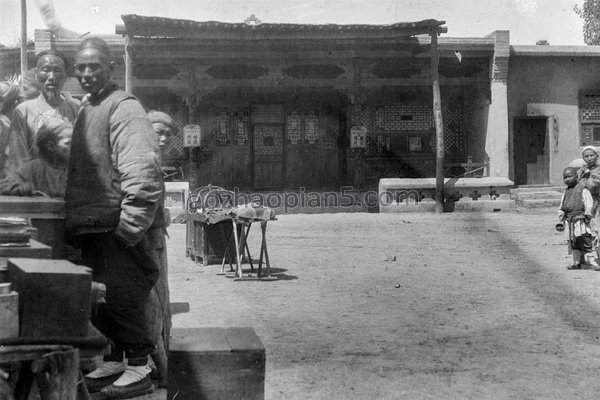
top-left (585, 253), bottom-right (600, 270)
top-left (100, 374), bottom-right (154, 399)
top-left (567, 263), bottom-right (582, 270)
top-left (84, 361), bottom-right (125, 393)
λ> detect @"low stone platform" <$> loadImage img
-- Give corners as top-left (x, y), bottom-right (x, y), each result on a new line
top-left (379, 177), bottom-right (515, 213)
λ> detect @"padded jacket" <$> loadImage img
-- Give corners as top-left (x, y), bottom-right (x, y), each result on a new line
top-left (65, 83), bottom-right (164, 246)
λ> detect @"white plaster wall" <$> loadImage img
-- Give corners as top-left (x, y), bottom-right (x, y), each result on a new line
top-left (486, 81), bottom-right (510, 178)
top-left (525, 103), bottom-right (581, 185)
top-left (508, 56), bottom-right (600, 186)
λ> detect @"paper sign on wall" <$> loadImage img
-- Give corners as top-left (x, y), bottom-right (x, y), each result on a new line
top-left (350, 126), bottom-right (367, 148)
top-left (183, 125), bottom-right (201, 147)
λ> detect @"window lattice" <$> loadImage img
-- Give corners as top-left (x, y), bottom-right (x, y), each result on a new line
top-left (580, 92), bottom-right (600, 145)
top-left (581, 93), bottom-right (600, 122)
top-left (163, 108), bottom-right (184, 158)
top-left (287, 111), bottom-right (302, 144)
top-left (443, 105), bottom-right (465, 158)
top-left (305, 110), bottom-right (320, 144)
top-left (215, 111), bottom-right (230, 145)
top-left (233, 111), bottom-right (249, 145)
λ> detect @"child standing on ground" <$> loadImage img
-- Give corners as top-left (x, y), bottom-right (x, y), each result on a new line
top-left (558, 166), bottom-right (599, 270)
top-left (0, 120), bottom-right (71, 198)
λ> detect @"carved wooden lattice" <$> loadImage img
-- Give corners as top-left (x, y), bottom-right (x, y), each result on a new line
top-left (305, 110), bottom-right (320, 144)
top-left (163, 108), bottom-right (184, 158)
top-left (233, 111), bottom-right (249, 145)
top-left (287, 111), bottom-right (302, 144)
top-left (442, 105), bottom-right (465, 158)
top-left (254, 126), bottom-right (283, 155)
top-left (215, 111), bottom-right (230, 145)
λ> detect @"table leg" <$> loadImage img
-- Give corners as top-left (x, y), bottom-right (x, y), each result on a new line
top-left (219, 224), bottom-right (234, 274)
top-left (243, 224), bottom-right (254, 272)
top-left (260, 221), bottom-right (271, 277)
top-left (232, 220), bottom-right (243, 277)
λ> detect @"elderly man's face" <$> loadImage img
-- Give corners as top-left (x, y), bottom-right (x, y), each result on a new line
top-left (74, 48), bottom-right (112, 95)
top-left (152, 121), bottom-right (174, 150)
top-left (36, 55), bottom-right (66, 103)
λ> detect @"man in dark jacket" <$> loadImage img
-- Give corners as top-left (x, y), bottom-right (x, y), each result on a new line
top-left (65, 36), bottom-right (165, 399)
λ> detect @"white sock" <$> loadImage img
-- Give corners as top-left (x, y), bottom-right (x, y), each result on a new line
top-left (85, 361), bottom-right (125, 378)
top-left (113, 365), bottom-right (151, 387)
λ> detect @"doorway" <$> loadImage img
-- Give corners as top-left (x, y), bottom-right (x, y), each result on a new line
top-left (513, 117), bottom-right (549, 185)
top-left (252, 124), bottom-right (284, 190)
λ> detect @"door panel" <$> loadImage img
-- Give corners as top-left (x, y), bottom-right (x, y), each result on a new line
top-left (513, 117), bottom-right (548, 185)
top-left (253, 125), bottom-right (284, 190)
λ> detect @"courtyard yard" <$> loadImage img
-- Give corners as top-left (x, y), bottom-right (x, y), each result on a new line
top-left (166, 208), bottom-right (600, 400)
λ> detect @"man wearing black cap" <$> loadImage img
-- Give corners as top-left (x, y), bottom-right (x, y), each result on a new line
top-left (65, 36), bottom-right (166, 399)
top-left (5, 50), bottom-right (79, 174)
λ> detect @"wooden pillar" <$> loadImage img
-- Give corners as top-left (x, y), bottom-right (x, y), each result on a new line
top-left (188, 62), bottom-right (198, 189)
top-left (124, 36), bottom-right (133, 93)
top-left (20, 0), bottom-right (27, 77)
top-left (352, 59), bottom-right (363, 191)
top-left (430, 31), bottom-right (445, 213)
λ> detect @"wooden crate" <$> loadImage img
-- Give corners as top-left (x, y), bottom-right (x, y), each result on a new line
top-left (7, 258), bottom-right (92, 338)
top-left (0, 291), bottom-right (18, 339)
top-left (186, 219), bottom-right (239, 265)
top-left (168, 327), bottom-right (265, 400)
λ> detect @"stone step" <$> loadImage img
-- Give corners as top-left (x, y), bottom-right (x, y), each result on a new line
top-left (510, 186), bottom-right (562, 195)
top-left (513, 191), bottom-right (563, 200)
top-left (516, 198), bottom-right (561, 208)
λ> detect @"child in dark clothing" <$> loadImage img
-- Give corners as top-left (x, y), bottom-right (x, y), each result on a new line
top-left (0, 120), bottom-right (71, 198)
top-left (558, 166), bottom-right (599, 270)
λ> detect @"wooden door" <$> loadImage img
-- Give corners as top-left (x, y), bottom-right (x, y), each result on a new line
top-left (253, 125), bottom-right (284, 190)
top-left (513, 117), bottom-right (549, 185)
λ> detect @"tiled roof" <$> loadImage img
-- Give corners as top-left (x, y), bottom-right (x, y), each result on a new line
top-left (120, 14), bottom-right (446, 40)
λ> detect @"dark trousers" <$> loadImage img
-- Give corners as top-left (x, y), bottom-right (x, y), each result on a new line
top-left (79, 230), bottom-right (162, 365)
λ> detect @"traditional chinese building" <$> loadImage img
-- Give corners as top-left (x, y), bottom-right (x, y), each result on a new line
top-left (38, 15), bottom-right (512, 195)
top-left (38, 15), bottom-right (600, 198)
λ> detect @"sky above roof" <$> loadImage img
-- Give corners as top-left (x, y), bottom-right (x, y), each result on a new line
top-left (0, 0), bottom-right (588, 47)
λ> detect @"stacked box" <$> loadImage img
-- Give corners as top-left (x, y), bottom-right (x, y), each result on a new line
top-left (0, 195), bottom-right (66, 258)
top-left (7, 258), bottom-right (92, 338)
top-left (168, 327), bottom-right (265, 400)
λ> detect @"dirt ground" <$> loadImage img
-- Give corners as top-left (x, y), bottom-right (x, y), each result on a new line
top-left (166, 208), bottom-right (600, 400)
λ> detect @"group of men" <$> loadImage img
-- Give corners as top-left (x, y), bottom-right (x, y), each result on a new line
top-left (1, 36), bottom-right (178, 399)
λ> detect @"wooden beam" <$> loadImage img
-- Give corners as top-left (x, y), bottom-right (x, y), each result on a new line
top-left (127, 76), bottom-right (488, 90)
top-left (431, 31), bottom-right (445, 213)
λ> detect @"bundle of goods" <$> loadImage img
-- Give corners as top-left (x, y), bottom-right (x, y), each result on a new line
top-left (0, 217), bottom-right (33, 247)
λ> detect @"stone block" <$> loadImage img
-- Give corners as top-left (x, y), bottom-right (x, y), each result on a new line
top-left (168, 327), bottom-right (265, 400)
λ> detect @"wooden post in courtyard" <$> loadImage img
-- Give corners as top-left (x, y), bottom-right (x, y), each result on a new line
top-left (20, 0), bottom-right (28, 77)
top-left (188, 62), bottom-right (198, 189)
top-left (124, 36), bottom-right (133, 94)
top-left (430, 30), bottom-right (445, 213)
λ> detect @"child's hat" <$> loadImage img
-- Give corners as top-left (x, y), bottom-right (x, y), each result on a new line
top-left (0, 81), bottom-right (19, 103)
top-left (148, 110), bottom-right (178, 134)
